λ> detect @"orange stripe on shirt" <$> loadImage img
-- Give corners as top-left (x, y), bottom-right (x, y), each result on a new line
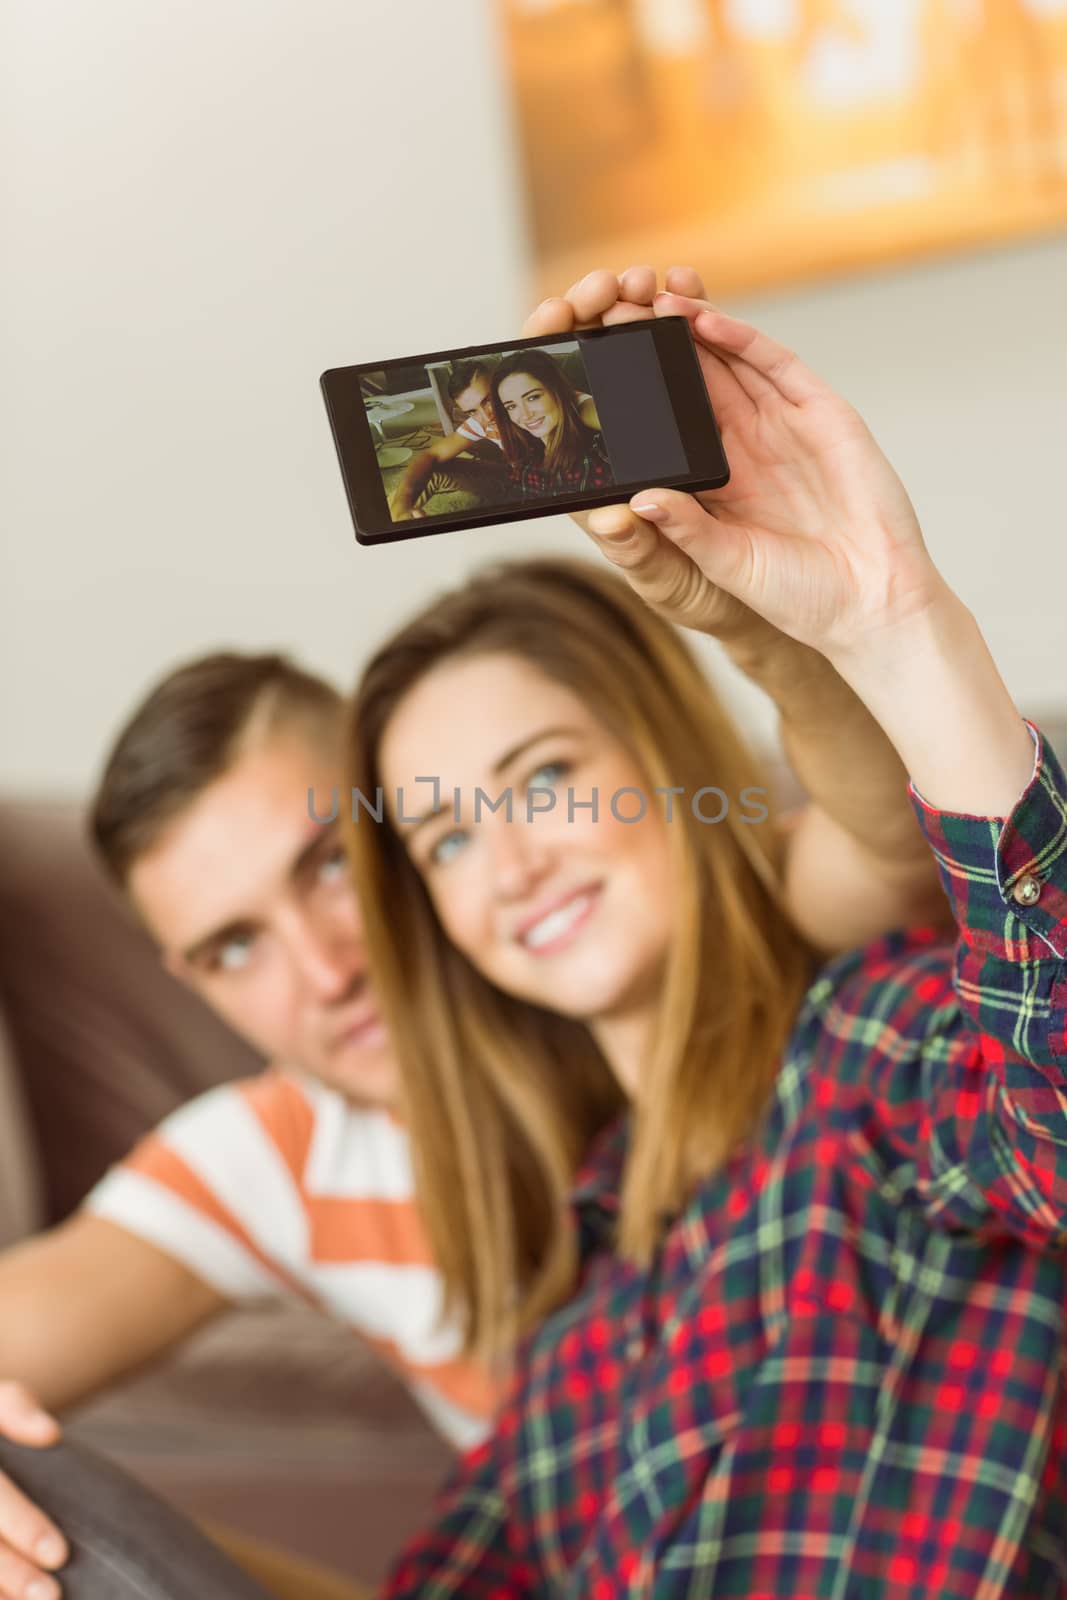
top-left (237, 1070), bottom-right (317, 1183)
top-left (304, 1194), bottom-right (438, 1267)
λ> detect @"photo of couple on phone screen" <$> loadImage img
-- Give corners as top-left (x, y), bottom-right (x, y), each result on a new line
top-left (360, 341), bottom-right (616, 524)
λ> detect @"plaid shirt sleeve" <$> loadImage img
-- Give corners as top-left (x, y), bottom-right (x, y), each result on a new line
top-left (816, 718), bottom-right (1067, 1247)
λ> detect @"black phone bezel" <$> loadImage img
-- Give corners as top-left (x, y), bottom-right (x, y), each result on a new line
top-left (320, 315), bottom-right (729, 546)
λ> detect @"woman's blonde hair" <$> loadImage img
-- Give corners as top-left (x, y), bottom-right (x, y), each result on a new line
top-left (345, 556), bottom-right (814, 1360)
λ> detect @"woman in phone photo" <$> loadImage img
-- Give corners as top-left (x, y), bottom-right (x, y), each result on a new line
top-left (490, 347), bottom-right (613, 499)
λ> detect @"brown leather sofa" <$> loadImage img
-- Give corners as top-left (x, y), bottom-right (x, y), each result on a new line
top-left (0, 798), bottom-right (452, 1588)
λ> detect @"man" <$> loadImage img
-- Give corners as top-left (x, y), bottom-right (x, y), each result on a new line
top-left (0, 265), bottom-right (951, 1600)
top-left (0, 650), bottom-right (501, 1600)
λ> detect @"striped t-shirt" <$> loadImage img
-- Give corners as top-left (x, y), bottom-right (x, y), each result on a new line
top-left (86, 1068), bottom-right (502, 1450)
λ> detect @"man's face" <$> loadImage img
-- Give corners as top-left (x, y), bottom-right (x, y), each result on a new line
top-left (127, 725), bottom-right (396, 1106)
top-left (456, 374), bottom-right (500, 440)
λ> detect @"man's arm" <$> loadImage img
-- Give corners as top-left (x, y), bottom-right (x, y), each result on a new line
top-left (0, 1212), bottom-right (225, 1413)
top-left (389, 429), bottom-right (480, 520)
top-left (578, 394), bottom-right (600, 431)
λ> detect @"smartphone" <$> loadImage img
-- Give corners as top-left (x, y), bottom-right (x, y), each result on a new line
top-left (320, 315), bottom-right (729, 546)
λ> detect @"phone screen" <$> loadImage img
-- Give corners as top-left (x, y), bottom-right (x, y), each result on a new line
top-left (321, 316), bottom-right (729, 545)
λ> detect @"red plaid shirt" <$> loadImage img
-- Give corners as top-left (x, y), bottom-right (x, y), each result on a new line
top-left (510, 431), bottom-right (614, 498)
top-left (382, 722), bottom-right (1067, 1599)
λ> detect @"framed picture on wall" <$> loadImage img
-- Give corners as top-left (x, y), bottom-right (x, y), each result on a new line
top-left (502, 0), bottom-right (1067, 298)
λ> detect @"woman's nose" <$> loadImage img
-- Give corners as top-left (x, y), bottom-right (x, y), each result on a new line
top-left (489, 819), bottom-right (551, 901)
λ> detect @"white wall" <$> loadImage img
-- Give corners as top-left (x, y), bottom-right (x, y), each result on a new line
top-left (3, 0), bottom-right (1066, 792)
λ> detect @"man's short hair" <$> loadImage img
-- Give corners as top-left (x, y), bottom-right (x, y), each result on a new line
top-left (446, 357), bottom-right (498, 405)
top-left (90, 652), bottom-right (342, 890)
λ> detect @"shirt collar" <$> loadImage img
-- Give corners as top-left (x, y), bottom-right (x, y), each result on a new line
top-left (571, 1112), bottom-right (631, 1215)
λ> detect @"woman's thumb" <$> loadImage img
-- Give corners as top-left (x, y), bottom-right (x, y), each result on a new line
top-left (581, 504), bottom-right (661, 570)
top-left (629, 487), bottom-right (710, 546)
top-left (628, 487), bottom-right (748, 591)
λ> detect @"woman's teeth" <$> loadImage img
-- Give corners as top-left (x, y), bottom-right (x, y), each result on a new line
top-left (522, 892), bottom-right (594, 950)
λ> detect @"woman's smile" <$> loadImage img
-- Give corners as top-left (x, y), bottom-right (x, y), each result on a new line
top-left (512, 882), bottom-right (602, 955)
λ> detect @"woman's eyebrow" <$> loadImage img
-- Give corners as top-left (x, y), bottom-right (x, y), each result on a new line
top-left (491, 725), bottom-right (581, 778)
top-left (404, 729), bottom-right (583, 838)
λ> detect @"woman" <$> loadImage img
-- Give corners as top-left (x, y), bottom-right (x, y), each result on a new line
top-left (344, 295), bottom-right (1067, 1594)
top-left (490, 347), bottom-right (613, 498)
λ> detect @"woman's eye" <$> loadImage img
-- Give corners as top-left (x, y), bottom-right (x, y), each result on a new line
top-left (428, 828), bottom-right (469, 867)
top-left (527, 759), bottom-right (571, 791)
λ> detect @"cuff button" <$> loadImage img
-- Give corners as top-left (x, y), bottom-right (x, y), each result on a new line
top-left (1012, 874), bottom-right (1042, 907)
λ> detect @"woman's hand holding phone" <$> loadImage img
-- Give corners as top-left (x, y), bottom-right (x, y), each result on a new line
top-left (522, 267), bottom-right (802, 667)
top-left (590, 285), bottom-right (944, 670)
top-left (551, 277), bottom-right (1033, 821)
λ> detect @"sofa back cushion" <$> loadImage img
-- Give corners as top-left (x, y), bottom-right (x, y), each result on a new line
top-left (0, 800), bottom-right (263, 1223)
top-left (0, 999), bottom-right (43, 1245)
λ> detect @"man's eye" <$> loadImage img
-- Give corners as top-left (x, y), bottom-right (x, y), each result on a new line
top-left (428, 828), bottom-right (469, 867)
top-left (317, 844), bottom-right (348, 884)
top-left (212, 934), bottom-right (255, 973)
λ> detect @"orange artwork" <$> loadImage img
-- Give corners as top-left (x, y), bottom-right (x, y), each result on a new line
top-left (501, 0), bottom-right (1067, 297)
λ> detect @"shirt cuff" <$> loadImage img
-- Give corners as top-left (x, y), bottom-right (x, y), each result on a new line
top-left (908, 719), bottom-right (1067, 960)
top-left (908, 718), bottom-right (1039, 816)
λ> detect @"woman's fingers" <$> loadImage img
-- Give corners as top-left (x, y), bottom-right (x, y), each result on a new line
top-left (617, 264), bottom-right (658, 304)
top-left (653, 293), bottom-right (820, 408)
top-left (566, 268), bottom-right (624, 325)
top-left (526, 268), bottom-right (710, 339)
top-left (653, 288), bottom-right (717, 320)
top-left (664, 265), bottom-right (707, 301)
top-left (694, 308), bottom-right (820, 406)
top-left (521, 295), bottom-right (575, 338)
top-left (601, 301), bottom-right (656, 324)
